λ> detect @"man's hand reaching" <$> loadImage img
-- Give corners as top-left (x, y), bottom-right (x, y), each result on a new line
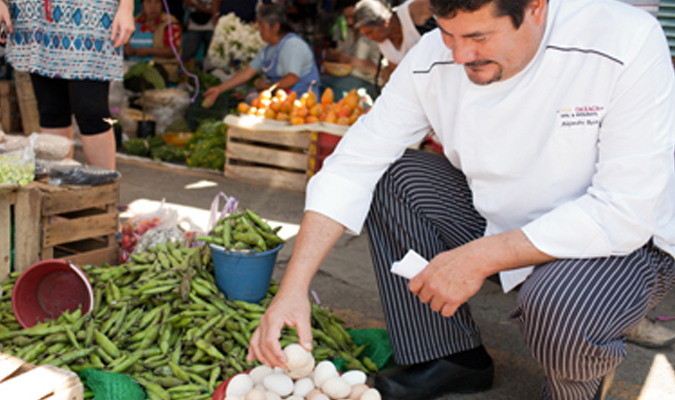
top-left (247, 289), bottom-right (313, 368)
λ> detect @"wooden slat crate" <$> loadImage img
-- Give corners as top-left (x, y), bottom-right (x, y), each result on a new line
top-left (0, 353), bottom-right (83, 400)
top-left (37, 181), bottom-right (119, 267)
top-left (0, 185), bottom-right (42, 282)
top-left (0, 181), bottom-right (119, 282)
top-left (225, 125), bottom-right (312, 192)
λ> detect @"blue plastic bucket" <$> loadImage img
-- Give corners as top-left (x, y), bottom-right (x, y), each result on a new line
top-left (210, 244), bottom-right (283, 303)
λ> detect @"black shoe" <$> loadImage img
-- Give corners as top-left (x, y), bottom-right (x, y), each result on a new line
top-left (373, 347), bottom-right (494, 400)
top-left (592, 369), bottom-right (615, 400)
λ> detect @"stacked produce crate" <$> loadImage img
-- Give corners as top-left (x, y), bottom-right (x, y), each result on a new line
top-left (0, 180), bottom-right (119, 277)
top-left (224, 115), bottom-right (312, 192)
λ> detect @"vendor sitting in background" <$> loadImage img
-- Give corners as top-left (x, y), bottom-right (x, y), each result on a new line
top-left (321, 0), bottom-right (380, 101)
top-left (125, 0), bottom-right (183, 83)
top-left (354, 0), bottom-right (436, 73)
top-left (202, 3), bottom-right (320, 107)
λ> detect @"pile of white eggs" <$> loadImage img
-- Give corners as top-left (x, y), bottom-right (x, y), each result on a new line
top-left (224, 344), bottom-right (381, 400)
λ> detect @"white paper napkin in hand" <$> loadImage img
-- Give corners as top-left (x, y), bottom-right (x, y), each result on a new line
top-left (391, 249), bottom-right (429, 279)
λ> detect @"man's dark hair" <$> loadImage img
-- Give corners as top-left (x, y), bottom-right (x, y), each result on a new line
top-left (429, 0), bottom-right (533, 28)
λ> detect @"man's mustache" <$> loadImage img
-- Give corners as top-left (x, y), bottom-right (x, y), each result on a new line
top-left (465, 60), bottom-right (495, 68)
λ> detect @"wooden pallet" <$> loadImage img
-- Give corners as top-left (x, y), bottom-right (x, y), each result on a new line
top-left (0, 181), bottom-right (119, 282)
top-left (225, 125), bottom-right (311, 192)
top-left (0, 353), bottom-right (83, 400)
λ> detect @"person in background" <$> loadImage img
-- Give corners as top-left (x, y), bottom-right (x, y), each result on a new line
top-left (247, 1), bottom-right (675, 400)
top-left (0, 0), bottom-right (135, 170)
top-left (134, 0), bottom-right (185, 31)
top-left (125, 0), bottom-right (183, 83)
top-left (354, 0), bottom-right (436, 72)
top-left (355, 0), bottom-right (441, 151)
top-left (321, 0), bottom-right (380, 100)
top-left (202, 3), bottom-right (320, 107)
top-left (181, 0), bottom-right (216, 67)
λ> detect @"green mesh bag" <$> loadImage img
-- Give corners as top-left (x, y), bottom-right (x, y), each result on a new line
top-left (78, 369), bottom-right (147, 400)
top-left (333, 328), bottom-right (393, 372)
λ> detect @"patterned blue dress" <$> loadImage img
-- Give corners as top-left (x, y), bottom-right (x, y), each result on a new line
top-left (6, 0), bottom-right (123, 81)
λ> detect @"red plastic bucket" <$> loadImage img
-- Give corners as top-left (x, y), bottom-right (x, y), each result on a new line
top-left (12, 259), bottom-right (94, 328)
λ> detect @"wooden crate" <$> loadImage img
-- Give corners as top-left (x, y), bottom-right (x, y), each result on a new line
top-left (0, 353), bottom-right (83, 400)
top-left (0, 185), bottom-right (42, 281)
top-left (225, 125), bottom-right (311, 192)
top-left (0, 181), bottom-right (119, 282)
top-left (37, 181), bottom-right (119, 267)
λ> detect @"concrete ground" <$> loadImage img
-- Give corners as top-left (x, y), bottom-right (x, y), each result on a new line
top-left (113, 154), bottom-right (675, 400)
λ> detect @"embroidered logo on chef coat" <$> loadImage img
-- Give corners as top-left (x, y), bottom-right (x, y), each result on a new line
top-left (557, 105), bottom-right (603, 128)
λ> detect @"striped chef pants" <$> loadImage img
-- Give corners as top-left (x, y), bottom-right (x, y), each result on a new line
top-left (364, 150), bottom-right (675, 400)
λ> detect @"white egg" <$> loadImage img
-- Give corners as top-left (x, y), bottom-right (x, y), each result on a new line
top-left (224, 396), bottom-right (244, 400)
top-left (359, 388), bottom-right (382, 400)
top-left (273, 366), bottom-right (285, 374)
top-left (310, 394), bottom-right (331, 400)
top-left (321, 377), bottom-right (352, 399)
top-left (348, 383), bottom-right (369, 400)
top-left (254, 384), bottom-right (266, 393)
top-left (313, 360), bottom-right (339, 388)
top-left (245, 388), bottom-right (266, 400)
top-left (293, 377), bottom-right (316, 398)
top-left (286, 396), bottom-right (304, 400)
top-left (226, 373), bottom-right (255, 396)
top-left (263, 391), bottom-right (281, 400)
top-left (249, 365), bottom-right (274, 384)
top-left (284, 343), bottom-right (314, 370)
top-left (341, 370), bottom-right (367, 386)
top-left (263, 373), bottom-right (294, 397)
top-left (306, 388), bottom-right (323, 400)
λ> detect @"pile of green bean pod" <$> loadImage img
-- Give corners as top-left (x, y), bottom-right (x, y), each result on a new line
top-left (0, 241), bottom-right (376, 400)
top-left (195, 209), bottom-right (285, 253)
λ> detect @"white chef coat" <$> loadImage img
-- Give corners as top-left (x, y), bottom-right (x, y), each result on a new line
top-left (306, 0), bottom-right (675, 291)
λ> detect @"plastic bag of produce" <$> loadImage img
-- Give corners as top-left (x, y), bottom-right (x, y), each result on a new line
top-left (119, 200), bottom-right (184, 262)
top-left (0, 135), bottom-right (35, 189)
top-left (0, 133), bottom-right (73, 161)
top-left (47, 165), bottom-right (121, 186)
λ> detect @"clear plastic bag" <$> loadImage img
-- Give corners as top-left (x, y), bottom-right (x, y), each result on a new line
top-left (206, 191), bottom-right (239, 233)
top-left (119, 201), bottom-right (187, 262)
top-left (0, 135), bottom-right (36, 189)
top-left (0, 133), bottom-right (73, 161)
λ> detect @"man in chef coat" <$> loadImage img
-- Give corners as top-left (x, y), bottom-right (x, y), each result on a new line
top-left (248, 1), bottom-right (675, 399)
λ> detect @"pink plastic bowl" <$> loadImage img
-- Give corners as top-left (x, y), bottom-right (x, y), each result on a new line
top-left (12, 259), bottom-right (94, 328)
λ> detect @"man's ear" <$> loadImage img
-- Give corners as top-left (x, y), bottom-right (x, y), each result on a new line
top-left (529, 0), bottom-right (547, 26)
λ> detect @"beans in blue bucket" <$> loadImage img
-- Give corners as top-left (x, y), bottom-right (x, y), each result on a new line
top-left (196, 209), bottom-right (285, 252)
